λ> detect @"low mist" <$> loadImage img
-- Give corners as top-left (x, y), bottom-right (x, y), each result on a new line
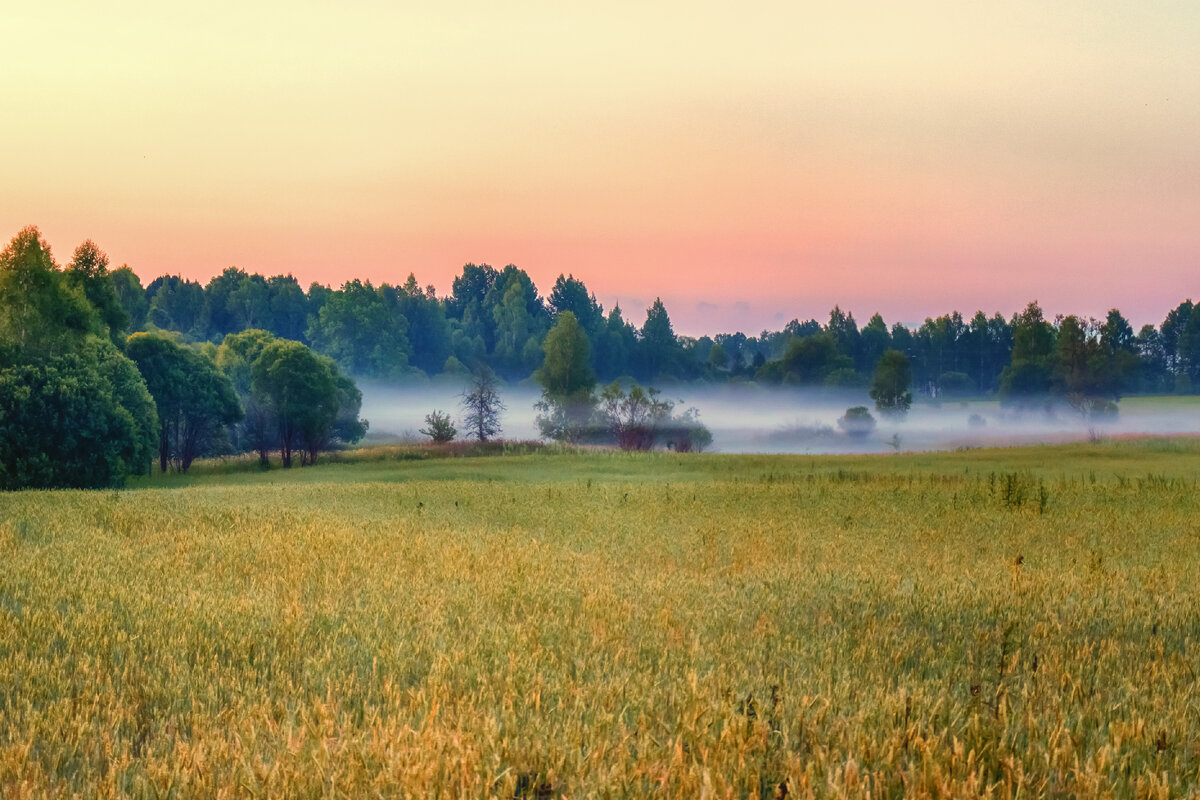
top-left (359, 380), bottom-right (1200, 455)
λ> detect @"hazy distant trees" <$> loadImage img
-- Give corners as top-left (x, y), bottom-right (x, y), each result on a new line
top-left (307, 280), bottom-right (410, 378)
top-left (756, 333), bottom-right (851, 386)
top-left (838, 406), bottom-right (876, 438)
top-left (8, 225), bottom-right (1200, 423)
top-left (534, 311), bottom-right (596, 441)
top-left (638, 298), bottom-right (681, 380)
top-left (999, 302), bottom-right (1056, 404)
top-left (111, 266), bottom-right (148, 332)
top-left (870, 350), bottom-right (913, 416)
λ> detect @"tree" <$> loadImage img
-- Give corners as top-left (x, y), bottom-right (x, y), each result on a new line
top-left (596, 304), bottom-right (637, 380)
top-left (385, 275), bottom-right (451, 376)
top-left (1098, 309), bottom-right (1141, 398)
top-left (549, 273), bottom-right (604, 366)
top-left (859, 313), bottom-right (891, 372)
top-left (1179, 304), bottom-right (1200, 391)
top-left (706, 341), bottom-right (728, 373)
top-left (65, 240), bottom-right (129, 345)
top-left (0, 226), bottom-right (102, 357)
top-left (491, 280), bottom-right (539, 377)
top-left (757, 333), bottom-right (851, 385)
top-left (598, 381), bottom-right (672, 450)
top-left (1160, 300), bottom-right (1194, 379)
top-left (127, 333), bottom-right (243, 472)
top-left (870, 349), bottom-right (913, 416)
top-left (146, 275), bottom-right (205, 336)
top-left (251, 339), bottom-right (357, 467)
top-left (265, 274), bottom-right (310, 342)
top-left (227, 272), bottom-right (271, 331)
top-left (999, 301), bottom-right (1056, 404)
top-left (306, 280), bottom-right (411, 378)
top-left (826, 306), bottom-right (861, 370)
top-left (217, 329), bottom-right (279, 465)
top-left (0, 340), bottom-right (158, 489)
top-left (460, 367), bottom-right (505, 441)
top-left (638, 298), bottom-right (680, 380)
top-left (0, 227), bottom-right (157, 488)
top-left (534, 311), bottom-right (597, 441)
top-left (838, 406), bottom-right (876, 438)
top-left (446, 264), bottom-right (500, 361)
top-left (419, 410), bottom-right (457, 444)
top-left (111, 266), bottom-right (149, 332)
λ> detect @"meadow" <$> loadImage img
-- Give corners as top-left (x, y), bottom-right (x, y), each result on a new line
top-left (2, 438), bottom-right (1199, 798)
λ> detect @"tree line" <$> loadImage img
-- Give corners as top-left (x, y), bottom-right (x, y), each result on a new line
top-left (3, 224), bottom-right (1198, 486)
top-left (99, 244), bottom-right (1200, 398)
top-left (0, 227), bottom-right (365, 489)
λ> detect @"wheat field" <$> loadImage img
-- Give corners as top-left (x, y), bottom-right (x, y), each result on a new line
top-left (2, 440), bottom-right (1199, 798)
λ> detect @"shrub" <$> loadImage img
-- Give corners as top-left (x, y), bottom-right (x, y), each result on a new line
top-left (837, 406), bottom-right (876, 438)
top-left (419, 410), bottom-right (457, 444)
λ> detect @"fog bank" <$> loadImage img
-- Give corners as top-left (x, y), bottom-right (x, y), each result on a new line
top-left (359, 380), bottom-right (1200, 455)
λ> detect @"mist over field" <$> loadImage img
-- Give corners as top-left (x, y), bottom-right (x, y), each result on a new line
top-left (358, 381), bottom-right (1200, 455)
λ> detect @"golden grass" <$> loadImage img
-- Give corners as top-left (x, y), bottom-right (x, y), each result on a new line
top-left (2, 441), bottom-right (1199, 798)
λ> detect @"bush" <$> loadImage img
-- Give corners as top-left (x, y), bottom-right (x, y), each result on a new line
top-left (419, 410), bottom-right (457, 444)
top-left (837, 406), bottom-right (876, 439)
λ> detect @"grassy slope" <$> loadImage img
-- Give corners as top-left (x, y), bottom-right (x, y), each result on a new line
top-left (2, 439), bottom-right (1200, 797)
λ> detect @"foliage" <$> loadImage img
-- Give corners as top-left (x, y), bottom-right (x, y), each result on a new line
top-left (419, 410), bottom-right (457, 444)
top-left (758, 333), bottom-right (852, 386)
top-left (596, 381), bottom-right (712, 452)
top-left (306, 280), bottom-right (411, 378)
top-left (0, 228), bottom-right (158, 488)
top-left (837, 405), bottom-right (877, 438)
top-left (0, 226), bottom-right (102, 358)
top-left (869, 349), bottom-right (913, 416)
top-left (110, 266), bottom-right (148, 332)
top-left (216, 329), bottom-right (278, 464)
top-left (637, 298), bottom-right (680, 380)
top-left (0, 338), bottom-right (158, 489)
top-left (251, 339), bottom-right (339, 467)
top-left (999, 301), bottom-right (1056, 404)
top-left (64, 240), bottom-right (129, 345)
top-left (127, 333), bottom-right (243, 472)
top-left (534, 311), bottom-right (597, 442)
top-left (598, 381), bottom-right (672, 450)
top-left (9, 226), bottom-right (1200, 403)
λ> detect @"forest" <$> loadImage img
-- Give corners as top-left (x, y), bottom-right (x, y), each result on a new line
top-left (112, 242), bottom-right (1198, 398)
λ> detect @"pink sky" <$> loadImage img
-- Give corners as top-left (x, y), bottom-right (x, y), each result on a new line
top-left (3, 1), bottom-right (1197, 334)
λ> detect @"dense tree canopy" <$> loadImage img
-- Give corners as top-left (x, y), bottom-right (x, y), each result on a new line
top-left (0, 227), bottom-right (158, 488)
top-left (126, 333), bottom-right (242, 473)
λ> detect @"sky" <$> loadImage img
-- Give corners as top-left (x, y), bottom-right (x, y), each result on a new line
top-left (2, 1), bottom-right (1197, 335)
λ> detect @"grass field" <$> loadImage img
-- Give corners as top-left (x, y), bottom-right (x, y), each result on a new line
top-left (2, 438), bottom-right (1200, 798)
